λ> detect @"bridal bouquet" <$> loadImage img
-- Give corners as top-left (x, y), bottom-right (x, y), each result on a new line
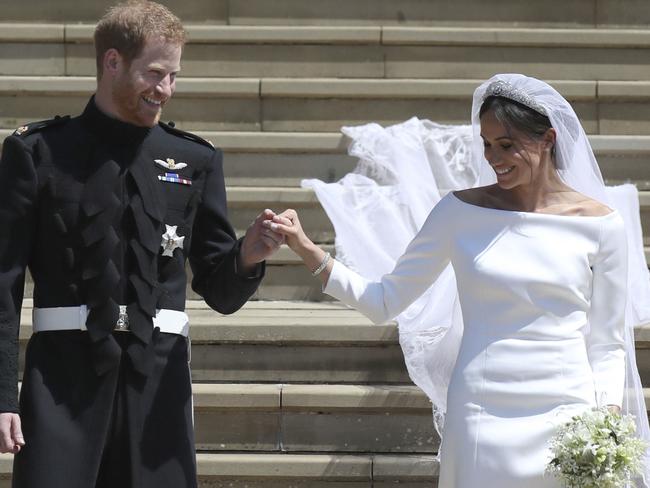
top-left (546, 407), bottom-right (647, 488)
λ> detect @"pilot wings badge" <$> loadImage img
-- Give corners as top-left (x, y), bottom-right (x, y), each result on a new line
top-left (154, 157), bottom-right (188, 171)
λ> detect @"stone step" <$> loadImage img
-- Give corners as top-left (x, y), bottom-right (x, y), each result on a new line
top-left (13, 379), bottom-right (650, 456)
top-left (117, 383), bottom-right (650, 453)
top-left (192, 383), bottom-right (436, 453)
top-left (1, 129), bottom-right (649, 189)
top-left (7, 380), bottom-right (433, 453)
top-left (15, 301), bottom-right (650, 385)
top-left (0, 0), bottom-right (647, 27)
top-left (6, 77), bottom-right (650, 134)
top-left (0, 452), bottom-right (439, 487)
top-left (213, 1), bottom-right (650, 28)
top-left (4, 25), bottom-right (650, 79)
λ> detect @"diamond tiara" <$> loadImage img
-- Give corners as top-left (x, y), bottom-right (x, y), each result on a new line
top-left (484, 80), bottom-right (548, 116)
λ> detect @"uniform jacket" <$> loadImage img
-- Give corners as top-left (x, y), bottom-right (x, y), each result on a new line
top-left (0, 97), bottom-right (264, 412)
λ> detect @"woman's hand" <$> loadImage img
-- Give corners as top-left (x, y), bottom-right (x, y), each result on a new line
top-left (607, 405), bottom-right (622, 415)
top-left (263, 209), bottom-right (311, 253)
top-left (263, 209), bottom-right (334, 284)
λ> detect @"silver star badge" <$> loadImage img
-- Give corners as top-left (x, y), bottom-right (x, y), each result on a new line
top-left (161, 225), bottom-right (185, 257)
top-left (154, 157), bottom-right (187, 171)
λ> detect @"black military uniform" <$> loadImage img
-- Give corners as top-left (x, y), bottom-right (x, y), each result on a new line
top-left (0, 97), bottom-right (263, 488)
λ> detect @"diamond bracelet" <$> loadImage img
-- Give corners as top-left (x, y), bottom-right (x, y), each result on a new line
top-left (311, 252), bottom-right (331, 277)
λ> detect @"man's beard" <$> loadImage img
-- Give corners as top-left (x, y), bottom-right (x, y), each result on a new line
top-left (112, 77), bottom-right (161, 127)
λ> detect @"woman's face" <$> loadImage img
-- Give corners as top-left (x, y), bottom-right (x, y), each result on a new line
top-left (480, 108), bottom-right (552, 190)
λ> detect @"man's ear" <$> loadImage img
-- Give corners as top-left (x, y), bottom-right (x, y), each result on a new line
top-left (103, 48), bottom-right (123, 76)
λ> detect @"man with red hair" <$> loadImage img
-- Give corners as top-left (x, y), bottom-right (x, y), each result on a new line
top-left (0, 2), bottom-right (283, 487)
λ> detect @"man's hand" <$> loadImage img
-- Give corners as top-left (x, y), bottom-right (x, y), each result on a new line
top-left (264, 209), bottom-right (309, 253)
top-left (0, 412), bottom-right (24, 453)
top-left (238, 209), bottom-right (285, 274)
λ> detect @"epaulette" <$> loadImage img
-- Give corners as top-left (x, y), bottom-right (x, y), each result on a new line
top-left (12, 115), bottom-right (71, 137)
top-left (159, 120), bottom-right (216, 150)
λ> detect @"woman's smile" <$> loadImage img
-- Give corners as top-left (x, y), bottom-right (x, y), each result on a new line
top-left (495, 166), bottom-right (515, 176)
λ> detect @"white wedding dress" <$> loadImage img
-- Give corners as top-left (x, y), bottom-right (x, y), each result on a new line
top-left (324, 192), bottom-right (627, 487)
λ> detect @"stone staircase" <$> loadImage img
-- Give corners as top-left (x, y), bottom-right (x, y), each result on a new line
top-left (1, 1), bottom-right (650, 486)
top-left (3, 0), bottom-right (650, 26)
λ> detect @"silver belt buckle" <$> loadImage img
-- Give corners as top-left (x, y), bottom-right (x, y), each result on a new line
top-left (115, 305), bottom-right (130, 332)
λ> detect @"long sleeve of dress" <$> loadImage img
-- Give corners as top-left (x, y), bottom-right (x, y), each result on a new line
top-left (324, 194), bottom-right (453, 325)
top-left (586, 213), bottom-right (628, 408)
top-left (189, 149), bottom-right (263, 314)
top-left (0, 136), bottom-right (37, 413)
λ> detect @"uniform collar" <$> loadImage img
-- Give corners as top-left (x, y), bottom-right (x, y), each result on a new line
top-left (81, 95), bottom-right (152, 144)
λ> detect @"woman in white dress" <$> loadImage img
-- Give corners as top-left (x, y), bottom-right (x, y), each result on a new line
top-left (264, 74), bottom-right (645, 487)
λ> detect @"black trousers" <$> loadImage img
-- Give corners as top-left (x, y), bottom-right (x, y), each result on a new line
top-left (12, 330), bottom-right (196, 488)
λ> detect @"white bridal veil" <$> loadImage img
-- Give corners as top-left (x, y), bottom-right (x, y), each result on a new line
top-left (303, 73), bottom-right (650, 484)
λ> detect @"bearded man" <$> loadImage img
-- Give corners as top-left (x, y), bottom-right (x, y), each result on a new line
top-left (0, 2), bottom-right (283, 487)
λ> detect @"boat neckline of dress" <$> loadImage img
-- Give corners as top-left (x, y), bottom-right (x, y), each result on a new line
top-left (450, 192), bottom-right (617, 220)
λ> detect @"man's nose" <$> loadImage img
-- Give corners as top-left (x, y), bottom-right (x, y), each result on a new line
top-left (155, 76), bottom-right (174, 98)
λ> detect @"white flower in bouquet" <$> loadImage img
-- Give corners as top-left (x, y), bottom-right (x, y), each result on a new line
top-left (546, 407), bottom-right (647, 487)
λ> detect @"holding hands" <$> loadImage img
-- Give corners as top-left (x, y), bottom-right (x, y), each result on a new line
top-left (263, 209), bottom-right (334, 284)
top-left (238, 209), bottom-right (286, 274)
top-left (263, 209), bottom-right (307, 251)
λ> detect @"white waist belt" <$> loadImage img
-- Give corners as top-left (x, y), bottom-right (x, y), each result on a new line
top-left (32, 306), bottom-right (190, 337)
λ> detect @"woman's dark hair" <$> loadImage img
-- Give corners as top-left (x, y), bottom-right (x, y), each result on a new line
top-left (479, 95), bottom-right (556, 163)
top-left (479, 95), bottom-right (552, 140)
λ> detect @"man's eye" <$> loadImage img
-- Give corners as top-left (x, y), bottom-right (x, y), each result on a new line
top-left (501, 144), bottom-right (512, 150)
top-left (483, 142), bottom-right (490, 148)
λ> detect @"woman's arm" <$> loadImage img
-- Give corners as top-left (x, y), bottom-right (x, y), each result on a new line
top-left (264, 208), bottom-right (334, 286)
top-left (586, 213), bottom-right (628, 410)
top-left (266, 195), bottom-right (454, 324)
